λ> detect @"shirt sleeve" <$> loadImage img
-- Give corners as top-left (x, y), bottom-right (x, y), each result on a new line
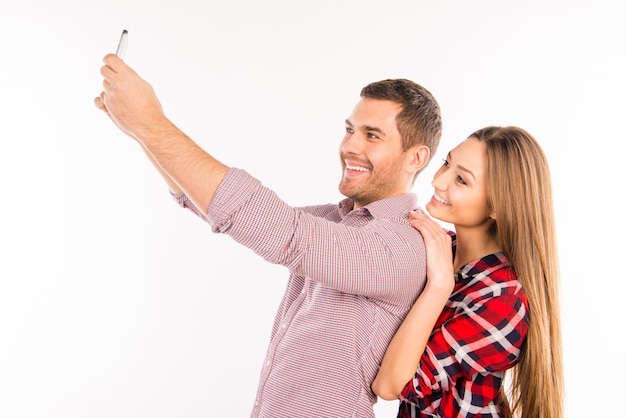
top-left (171, 191), bottom-right (209, 221)
top-left (178, 168), bottom-right (426, 307)
top-left (400, 268), bottom-right (528, 400)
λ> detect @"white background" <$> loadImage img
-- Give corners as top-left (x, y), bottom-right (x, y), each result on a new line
top-left (1, 1), bottom-right (624, 417)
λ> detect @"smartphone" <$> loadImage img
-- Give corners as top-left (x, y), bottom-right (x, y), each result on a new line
top-left (115, 29), bottom-right (128, 59)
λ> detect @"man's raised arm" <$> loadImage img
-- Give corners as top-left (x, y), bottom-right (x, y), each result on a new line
top-left (94, 53), bottom-right (228, 214)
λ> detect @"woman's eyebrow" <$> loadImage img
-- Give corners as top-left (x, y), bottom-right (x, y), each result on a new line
top-left (448, 151), bottom-right (476, 180)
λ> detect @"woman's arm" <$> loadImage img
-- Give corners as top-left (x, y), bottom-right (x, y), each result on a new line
top-left (371, 210), bottom-right (454, 400)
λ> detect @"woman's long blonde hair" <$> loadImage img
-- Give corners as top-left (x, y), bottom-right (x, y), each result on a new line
top-left (472, 126), bottom-right (563, 418)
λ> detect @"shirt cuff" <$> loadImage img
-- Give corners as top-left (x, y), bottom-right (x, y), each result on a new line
top-left (206, 167), bottom-right (262, 232)
top-left (170, 190), bottom-right (208, 221)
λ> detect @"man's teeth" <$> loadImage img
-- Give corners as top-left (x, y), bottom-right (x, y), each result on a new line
top-left (434, 193), bottom-right (450, 205)
top-left (346, 164), bottom-right (369, 172)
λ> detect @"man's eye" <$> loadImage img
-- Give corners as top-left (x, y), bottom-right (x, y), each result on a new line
top-left (345, 127), bottom-right (354, 134)
top-left (367, 133), bottom-right (379, 139)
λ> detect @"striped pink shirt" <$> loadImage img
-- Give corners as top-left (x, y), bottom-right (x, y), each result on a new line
top-left (175, 168), bottom-right (427, 418)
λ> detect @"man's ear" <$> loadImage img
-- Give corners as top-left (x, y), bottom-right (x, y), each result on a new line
top-left (407, 144), bottom-right (430, 174)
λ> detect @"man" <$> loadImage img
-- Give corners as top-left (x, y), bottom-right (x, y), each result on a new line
top-left (95, 53), bottom-right (442, 417)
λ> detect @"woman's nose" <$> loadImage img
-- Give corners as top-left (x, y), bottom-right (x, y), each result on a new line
top-left (431, 167), bottom-right (448, 190)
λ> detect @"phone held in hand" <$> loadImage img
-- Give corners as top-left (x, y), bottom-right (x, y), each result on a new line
top-left (116, 29), bottom-right (128, 59)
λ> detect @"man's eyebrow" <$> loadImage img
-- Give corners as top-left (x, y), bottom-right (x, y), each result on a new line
top-left (364, 125), bottom-right (385, 135)
top-left (344, 120), bottom-right (386, 136)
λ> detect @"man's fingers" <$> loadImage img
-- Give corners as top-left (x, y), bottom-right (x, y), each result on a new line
top-left (102, 53), bottom-right (123, 71)
top-left (103, 53), bottom-right (137, 77)
top-left (100, 63), bottom-right (116, 82)
top-left (94, 92), bottom-right (108, 112)
top-left (100, 54), bottom-right (128, 83)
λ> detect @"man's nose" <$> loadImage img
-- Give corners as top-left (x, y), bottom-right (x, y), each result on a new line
top-left (340, 133), bottom-right (363, 155)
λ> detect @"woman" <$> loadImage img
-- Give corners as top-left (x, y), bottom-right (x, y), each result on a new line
top-left (372, 126), bottom-right (563, 417)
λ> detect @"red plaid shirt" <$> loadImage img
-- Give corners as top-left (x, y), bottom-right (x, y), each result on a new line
top-left (398, 232), bottom-right (528, 417)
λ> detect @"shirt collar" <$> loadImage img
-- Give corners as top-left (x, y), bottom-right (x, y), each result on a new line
top-left (458, 251), bottom-right (511, 281)
top-left (449, 232), bottom-right (512, 281)
top-left (338, 193), bottom-right (419, 219)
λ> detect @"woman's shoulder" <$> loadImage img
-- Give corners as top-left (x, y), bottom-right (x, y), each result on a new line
top-left (460, 252), bottom-right (521, 294)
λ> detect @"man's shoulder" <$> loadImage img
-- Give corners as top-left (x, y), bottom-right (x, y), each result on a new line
top-left (299, 203), bottom-right (341, 218)
top-left (366, 193), bottom-right (418, 215)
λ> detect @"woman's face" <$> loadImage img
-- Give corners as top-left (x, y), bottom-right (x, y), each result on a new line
top-left (425, 137), bottom-right (494, 228)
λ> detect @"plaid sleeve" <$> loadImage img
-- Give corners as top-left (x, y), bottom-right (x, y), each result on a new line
top-left (401, 263), bottom-right (528, 402)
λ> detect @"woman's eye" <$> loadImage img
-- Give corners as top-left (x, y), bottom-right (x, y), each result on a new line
top-left (442, 158), bottom-right (450, 167)
top-left (457, 175), bottom-right (467, 185)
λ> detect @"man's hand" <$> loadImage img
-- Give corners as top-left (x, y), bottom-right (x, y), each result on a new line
top-left (94, 53), bottom-right (229, 214)
top-left (94, 54), bottom-right (169, 142)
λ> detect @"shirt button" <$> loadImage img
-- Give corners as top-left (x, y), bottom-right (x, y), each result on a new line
top-left (282, 323), bottom-right (287, 329)
top-left (266, 360), bottom-right (271, 367)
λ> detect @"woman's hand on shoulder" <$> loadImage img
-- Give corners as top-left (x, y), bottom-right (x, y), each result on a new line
top-left (409, 210), bottom-right (455, 294)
